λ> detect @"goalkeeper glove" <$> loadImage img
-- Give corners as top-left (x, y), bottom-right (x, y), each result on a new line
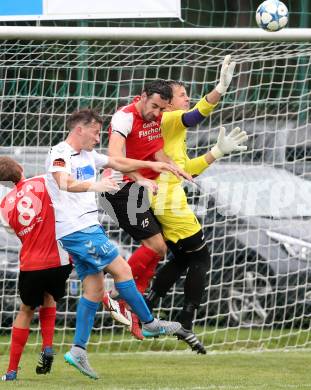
top-left (215, 55), bottom-right (236, 95)
top-left (211, 127), bottom-right (248, 159)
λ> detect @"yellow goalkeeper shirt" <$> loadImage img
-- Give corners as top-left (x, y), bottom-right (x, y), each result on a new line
top-left (160, 96), bottom-right (218, 181)
top-left (150, 96), bottom-right (217, 242)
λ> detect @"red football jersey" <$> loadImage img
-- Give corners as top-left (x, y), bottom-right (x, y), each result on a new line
top-left (0, 176), bottom-right (70, 271)
top-left (109, 97), bottom-right (164, 180)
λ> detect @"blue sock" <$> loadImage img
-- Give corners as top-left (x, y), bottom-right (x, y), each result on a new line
top-left (115, 279), bottom-right (153, 323)
top-left (73, 296), bottom-right (99, 348)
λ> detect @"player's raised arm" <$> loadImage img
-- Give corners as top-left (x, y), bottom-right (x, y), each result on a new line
top-left (184, 55), bottom-right (236, 125)
top-left (162, 55), bottom-right (236, 132)
top-left (214, 55), bottom-right (236, 97)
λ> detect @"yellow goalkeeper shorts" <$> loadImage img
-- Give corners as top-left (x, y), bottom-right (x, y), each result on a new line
top-left (150, 177), bottom-right (201, 243)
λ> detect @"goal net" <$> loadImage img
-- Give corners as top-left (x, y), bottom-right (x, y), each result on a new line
top-left (0, 28), bottom-right (310, 353)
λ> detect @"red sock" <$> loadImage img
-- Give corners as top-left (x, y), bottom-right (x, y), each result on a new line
top-left (39, 307), bottom-right (56, 350)
top-left (136, 254), bottom-right (162, 293)
top-left (128, 245), bottom-right (162, 293)
top-left (8, 327), bottom-right (30, 372)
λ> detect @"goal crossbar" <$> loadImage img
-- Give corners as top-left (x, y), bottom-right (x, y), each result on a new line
top-left (0, 26), bottom-right (311, 41)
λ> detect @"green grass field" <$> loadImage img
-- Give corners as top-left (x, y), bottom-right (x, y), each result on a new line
top-left (0, 350), bottom-right (311, 389)
top-left (0, 327), bottom-right (310, 389)
top-left (0, 350), bottom-right (311, 390)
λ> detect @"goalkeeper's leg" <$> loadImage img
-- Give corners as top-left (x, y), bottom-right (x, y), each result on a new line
top-left (145, 242), bottom-right (189, 310)
top-left (146, 230), bottom-right (210, 354)
top-left (175, 231), bottom-right (210, 354)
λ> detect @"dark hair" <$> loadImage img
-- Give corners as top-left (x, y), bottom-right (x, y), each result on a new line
top-left (167, 80), bottom-right (186, 89)
top-left (142, 79), bottom-right (173, 102)
top-left (67, 108), bottom-right (103, 131)
top-left (0, 157), bottom-right (22, 184)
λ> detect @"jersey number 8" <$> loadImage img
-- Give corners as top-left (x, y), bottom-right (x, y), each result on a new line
top-left (17, 196), bottom-right (36, 226)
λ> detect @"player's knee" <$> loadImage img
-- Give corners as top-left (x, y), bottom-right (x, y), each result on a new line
top-left (155, 242), bottom-right (167, 258)
top-left (189, 253), bottom-right (209, 275)
top-left (120, 261), bottom-right (133, 280)
top-left (188, 246), bottom-right (211, 278)
top-left (83, 274), bottom-right (105, 302)
top-left (84, 289), bottom-right (104, 302)
top-left (19, 303), bottom-right (35, 317)
top-left (42, 292), bottom-right (56, 307)
top-left (143, 235), bottom-right (167, 258)
top-left (110, 257), bottom-right (133, 281)
top-left (178, 230), bottom-right (211, 271)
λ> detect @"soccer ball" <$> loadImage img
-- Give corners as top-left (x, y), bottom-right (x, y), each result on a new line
top-left (256, 0), bottom-right (288, 32)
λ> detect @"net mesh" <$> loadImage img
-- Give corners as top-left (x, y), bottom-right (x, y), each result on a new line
top-left (0, 37), bottom-right (311, 352)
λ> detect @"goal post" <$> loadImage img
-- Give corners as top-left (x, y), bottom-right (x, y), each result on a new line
top-left (0, 27), bottom-right (310, 353)
top-left (0, 26), bottom-right (311, 40)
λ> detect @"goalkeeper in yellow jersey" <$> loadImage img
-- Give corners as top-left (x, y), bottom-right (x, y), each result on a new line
top-left (103, 56), bottom-right (247, 349)
top-left (144, 58), bottom-right (248, 354)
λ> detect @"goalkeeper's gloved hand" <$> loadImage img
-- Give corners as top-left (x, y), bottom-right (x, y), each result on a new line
top-left (210, 127), bottom-right (248, 159)
top-left (215, 55), bottom-right (236, 95)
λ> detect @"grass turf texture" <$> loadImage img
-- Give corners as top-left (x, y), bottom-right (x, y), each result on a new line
top-left (1, 326), bottom-right (310, 353)
top-left (0, 328), bottom-right (310, 388)
top-left (0, 351), bottom-right (310, 389)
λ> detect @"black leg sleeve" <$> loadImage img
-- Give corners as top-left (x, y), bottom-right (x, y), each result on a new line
top-left (183, 243), bottom-right (210, 308)
top-left (145, 241), bottom-right (188, 309)
top-left (175, 230), bottom-right (211, 329)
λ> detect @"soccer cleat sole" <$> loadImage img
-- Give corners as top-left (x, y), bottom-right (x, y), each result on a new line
top-left (103, 294), bottom-right (131, 326)
top-left (142, 328), bottom-right (167, 337)
top-left (64, 352), bottom-right (99, 380)
top-left (142, 322), bottom-right (181, 338)
top-left (110, 310), bottom-right (131, 326)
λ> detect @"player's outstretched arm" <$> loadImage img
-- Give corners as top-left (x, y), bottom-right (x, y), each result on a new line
top-left (108, 132), bottom-right (191, 182)
top-left (52, 171), bottom-right (120, 193)
top-left (107, 156), bottom-right (191, 181)
top-left (178, 55), bottom-right (236, 129)
top-left (186, 126), bottom-right (248, 177)
top-left (154, 149), bottom-right (193, 182)
top-left (125, 170), bottom-right (159, 195)
top-left (210, 126), bottom-right (248, 159)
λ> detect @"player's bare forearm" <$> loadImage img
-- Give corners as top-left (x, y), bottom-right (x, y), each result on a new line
top-left (154, 150), bottom-right (193, 182)
top-left (128, 172), bottom-right (159, 194)
top-left (107, 156), bottom-right (152, 173)
top-left (126, 171), bottom-right (145, 181)
top-left (107, 156), bottom-right (170, 174)
top-left (153, 149), bottom-right (171, 164)
top-left (52, 172), bottom-right (93, 192)
top-left (52, 172), bottom-right (119, 193)
top-left (206, 89), bottom-right (222, 104)
top-left (204, 151), bottom-right (216, 164)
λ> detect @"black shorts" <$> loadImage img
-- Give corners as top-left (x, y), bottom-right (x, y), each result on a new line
top-left (18, 264), bottom-right (72, 309)
top-left (100, 182), bottom-right (162, 241)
